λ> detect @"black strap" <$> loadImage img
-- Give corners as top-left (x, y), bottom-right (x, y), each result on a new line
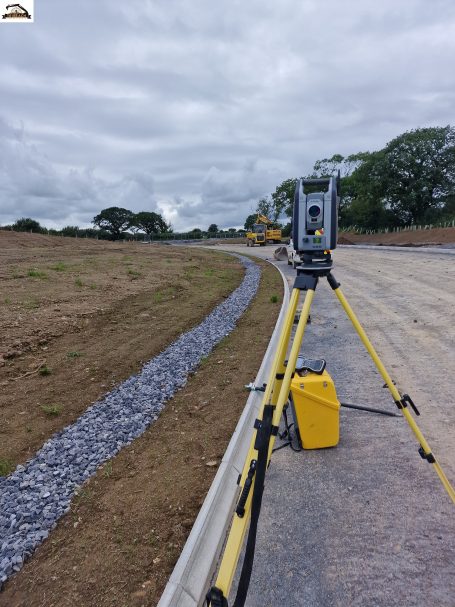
top-left (206, 587), bottom-right (228, 607)
top-left (232, 404), bottom-right (274, 607)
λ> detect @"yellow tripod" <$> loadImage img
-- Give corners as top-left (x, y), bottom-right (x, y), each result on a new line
top-left (207, 259), bottom-right (455, 607)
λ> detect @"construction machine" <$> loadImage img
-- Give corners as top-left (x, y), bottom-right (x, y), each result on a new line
top-left (246, 214), bottom-right (282, 247)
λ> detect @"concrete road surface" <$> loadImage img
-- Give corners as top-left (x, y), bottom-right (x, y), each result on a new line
top-left (210, 244), bottom-right (455, 607)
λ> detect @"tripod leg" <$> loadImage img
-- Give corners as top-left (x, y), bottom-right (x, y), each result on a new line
top-left (269, 285), bottom-right (315, 451)
top-left (211, 287), bottom-right (300, 598)
top-left (262, 288), bottom-right (300, 407)
top-left (331, 279), bottom-right (455, 504)
top-left (211, 285), bottom-right (316, 603)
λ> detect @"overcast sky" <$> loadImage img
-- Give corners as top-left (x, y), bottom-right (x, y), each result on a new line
top-left (1, 0), bottom-right (455, 231)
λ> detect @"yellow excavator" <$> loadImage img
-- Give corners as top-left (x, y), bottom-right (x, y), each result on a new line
top-left (246, 214), bottom-right (282, 247)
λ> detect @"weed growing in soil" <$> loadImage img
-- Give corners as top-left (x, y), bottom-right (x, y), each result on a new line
top-left (74, 488), bottom-right (93, 503)
top-left (23, 299), bottom-right (39, 309)
top-left (4, 297), bottom-right (11, 304)
top-left (127, 269), bottom-right (142, 279)
top-left (75, 278), bottom-right (84, 287)
top-left (41, 404), bottom-right (62, 417)
top-left (28, 268), bottom-right (48, 279)
top-left (51, 262), bottom-right (67, 272)
top-left (270, 295), bottom-right (279, 303)
top-left (0, 458), bottom-right (14, 477)
top-left (153, 291), bottom-right (163, 303)
top-left (103, 461), bottom-right (113, 477)
top-left (67, 351), bottom-right (83, 358)
top-left (39, 365), bottom-right (52, 376)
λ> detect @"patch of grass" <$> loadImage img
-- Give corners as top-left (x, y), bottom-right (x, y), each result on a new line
top-left (89, 283), bottom-right (97, 290)
top-left (103, 461), bottom-right (113, 478)
top-left (74, 488), bottom-right (94, 504)
top-left (23, 299), bottom-right (39, 310)
top-left (199, 355), bottom-right (210, 368)
top-left (50, 261), bottom-right (67, 272)
top-left (11, 268), bottom-right (23, 279)
top-left (3, 297), bottom-right (11, 304)
top-left (28, 268), bottom-right (48, 279)
top-left (67, 351), bottom-right (83, 358)
top-left (270, 295), bottom-right (279, 303)
top-left (75, 278), bottom-right (84, 287)
top-left (216, 270), bottom-right (231, 279)
top-left (40, 404), bottom-right (62, 417)
top-left (204, 269), bottom-right (215, 277)
top-left (0, 458), bottom-right (14, 477)
top-left (39, 365), bottom-right (52, 376)
top-left (152, 291), bottom-right (163, 303)
top-left (127, 269), bottom-right (142, 279)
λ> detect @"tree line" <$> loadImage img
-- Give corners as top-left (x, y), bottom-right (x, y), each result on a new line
top-left (92, 208), bottom-right (170, 239)
top-left (1, 208), bottom-right (172, 240)
top-left (245, 126), bottom-right (455, 231)
top-left (1, 214), bottom-right (245, 241)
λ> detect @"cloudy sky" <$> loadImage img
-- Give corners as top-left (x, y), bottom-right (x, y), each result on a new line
top-left (1, 0), bottom-right (455, 231)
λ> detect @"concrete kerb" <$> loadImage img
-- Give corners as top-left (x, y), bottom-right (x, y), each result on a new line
top-left (157, 263), bottom-right (290, 607)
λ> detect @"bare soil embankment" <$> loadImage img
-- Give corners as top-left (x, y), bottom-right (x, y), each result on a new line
top-left (339, 226), bottom-right (455, 247)
top-left (0, 232), bottom-right (244, 471)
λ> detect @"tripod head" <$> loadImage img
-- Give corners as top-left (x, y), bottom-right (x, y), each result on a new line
top-left (297, 252), bottom-right (333, 276)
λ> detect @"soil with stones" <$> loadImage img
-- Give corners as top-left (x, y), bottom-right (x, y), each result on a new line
top-left (0, 232), bottom-right (283, 607)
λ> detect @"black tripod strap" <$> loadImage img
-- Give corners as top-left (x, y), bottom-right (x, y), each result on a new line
top-left (232, 404), bottom-right (274, 607)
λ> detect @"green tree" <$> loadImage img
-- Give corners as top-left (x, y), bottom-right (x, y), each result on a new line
top-left (61, 226), bottom-right (80, 237)
top-left (313, 154), bottom-right (344, 177)
top-left (379, 126), bottom-right (455, 224)
top-left (244, 214), bottom-right (256, 231)
top-left (271, 179), bottom-right (298, 218)
top-left (12, 217), bottom-right (46, 233)
top-left (207, 223), bottom-right (219, 233)
top-left (256, 196), bottom-right (275, 220)
top-left (92, 207), bottom-right (134, 239)
top-left (134, 211), bottom-right (169, 235)
top-left (342, 127), bottom-right (455, 227)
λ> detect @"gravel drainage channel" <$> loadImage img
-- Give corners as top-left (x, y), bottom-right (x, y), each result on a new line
top-left (0, 254), bottom-right (261, 587)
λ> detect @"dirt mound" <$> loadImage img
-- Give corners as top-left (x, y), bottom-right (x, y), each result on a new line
top-left (337, 235), bottom-right (355, 245)
top-left (341, 226), bottom-right (455, 247)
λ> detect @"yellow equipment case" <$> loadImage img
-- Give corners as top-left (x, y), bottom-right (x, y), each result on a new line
top-left (289, 362), bottom-right (340, 449)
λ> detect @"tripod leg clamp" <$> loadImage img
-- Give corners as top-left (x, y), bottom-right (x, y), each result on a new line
top-left (418, 446), bottom-right (436, 464)
top-left (395, 393), bottom-right (420, 416)
top-left (206, 587), bottom-right (228, 607)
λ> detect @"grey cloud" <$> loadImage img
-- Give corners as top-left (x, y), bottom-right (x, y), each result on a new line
top-left (0, 124), bottom-right (160, 227)
top-left (1, 0), bottom-right (455, 230)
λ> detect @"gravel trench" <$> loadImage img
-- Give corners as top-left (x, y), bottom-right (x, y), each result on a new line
top-left (0, 254), bottom-right (260, 586)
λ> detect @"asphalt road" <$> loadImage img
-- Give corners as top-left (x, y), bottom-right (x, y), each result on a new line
top-left (212, 244), bottom-right (455, 607)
